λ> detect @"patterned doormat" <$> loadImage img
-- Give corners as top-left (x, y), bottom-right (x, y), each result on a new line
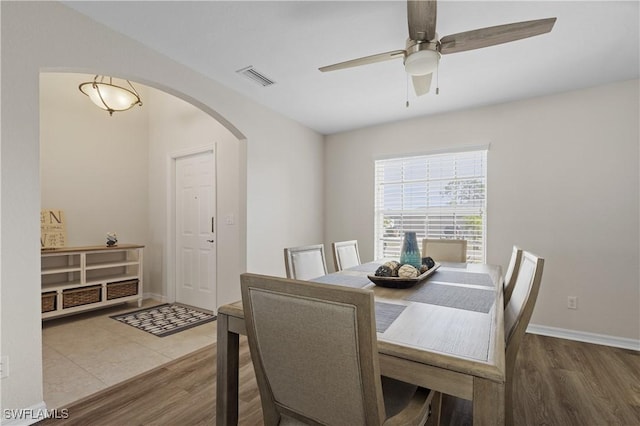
top-left (111, 303), bottom-right (216, 337)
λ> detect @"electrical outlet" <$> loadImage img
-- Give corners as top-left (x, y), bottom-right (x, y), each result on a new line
top-left (567, 296), bottom-right (578, 310)
top-left (0, 356), bottom-right (8, 379)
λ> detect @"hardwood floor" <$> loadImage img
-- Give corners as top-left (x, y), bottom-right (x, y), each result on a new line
top-left (38, 334), bottom-right (639, 425)
top-left (511, 334), bottom-right (639, 426)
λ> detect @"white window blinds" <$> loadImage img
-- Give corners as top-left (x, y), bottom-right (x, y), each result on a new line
top-left (374, 149), bottom-right (487, 263)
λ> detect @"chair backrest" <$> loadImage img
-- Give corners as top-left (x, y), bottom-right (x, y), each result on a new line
top-left (240, 273), bottom-right (386, 425)
top-left (332, 240), bottom-right (361, 271)
top-left (283, 244), bottom-right (328, 280)
top-left (504, 251), bottom-right (544, 369)
top-left (421, 238), bottom-right (468, 263)
top-left (503, 250), bottom-right (544, 426)
top-left (503, 245), bottom-right (523, 307)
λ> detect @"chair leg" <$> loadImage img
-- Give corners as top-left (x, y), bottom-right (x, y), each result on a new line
top-left (425, 391), bottom-right (442, 426)
top-left (505, 376), bottom-right (514, 426)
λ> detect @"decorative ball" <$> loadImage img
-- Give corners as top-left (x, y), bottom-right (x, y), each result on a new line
top-left (375, 265), bottom-right (393, 277)
top-left (383, 261), bottom-right (400, 276)
top-left (398, 264), bottom-right (418, 278)
top-left (422, 256), bottom-right (435, 269)
top-left (419, 264), bottom-right (429, 274)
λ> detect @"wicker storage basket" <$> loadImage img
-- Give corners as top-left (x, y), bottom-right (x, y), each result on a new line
top-left (41, 291), bottom-right (57, 313)
top-left (107, 279), bottom-right (139, 300)
top-left (63, 285), bottom-right (101, 308)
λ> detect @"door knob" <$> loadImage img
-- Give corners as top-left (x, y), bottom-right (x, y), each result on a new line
top-left (207, 239), bottom-right (214, 243)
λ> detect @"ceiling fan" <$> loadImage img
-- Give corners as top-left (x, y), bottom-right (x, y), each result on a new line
top-left (319, 0), bottom-right (556, 96)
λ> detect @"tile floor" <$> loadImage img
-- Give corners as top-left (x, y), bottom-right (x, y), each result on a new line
top-left (42, 299), bottom-right (217, 409)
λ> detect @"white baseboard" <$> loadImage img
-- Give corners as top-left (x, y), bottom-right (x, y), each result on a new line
top-left (143, 292), bottom-right (167, 303)
top-left (527, 324), bottom-right (640, 351)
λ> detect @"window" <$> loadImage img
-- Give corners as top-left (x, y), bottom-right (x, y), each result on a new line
top-left (374, 149), bottom-right (487, 263)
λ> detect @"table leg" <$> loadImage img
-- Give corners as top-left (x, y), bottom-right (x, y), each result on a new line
top-left (216, 312), bottom-right (240, 426)
top-left (473, 377), bottom-right (505, 426)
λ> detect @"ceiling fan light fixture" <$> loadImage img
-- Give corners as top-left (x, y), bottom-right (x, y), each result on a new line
top-left (79, 75), bottom-right (143, 116)
top-left (404, 49), bottom-right (441, 76)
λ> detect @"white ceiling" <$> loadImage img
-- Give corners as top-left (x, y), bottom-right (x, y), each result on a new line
top-left (63, 1), bottom-right (639, 135)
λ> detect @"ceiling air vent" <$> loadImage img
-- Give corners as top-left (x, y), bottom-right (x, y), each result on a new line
top-left (236, 66), bottom-right (276, 87)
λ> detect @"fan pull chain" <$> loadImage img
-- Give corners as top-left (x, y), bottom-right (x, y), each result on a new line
top-left (406, 74), bottom-right (410, 108)
top-left (435, 61), bottom-right (440, 95)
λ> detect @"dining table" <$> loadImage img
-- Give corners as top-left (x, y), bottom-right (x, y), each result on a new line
top-left (216, 261), bottom-right (505, 426)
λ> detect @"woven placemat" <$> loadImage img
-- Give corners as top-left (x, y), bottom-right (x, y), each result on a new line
top-left (111, 304), bottom-right (216, 337)
top-left (406, 283), bottom-right (495, 313)
top-left (311, 273), bottom-right (371, 288)
top-left (375, 302), bottom-right (407, 333)
top-left (439, 262), bottom-right (468, 269)
top-left (344, 263), bottom-right (381, 273)
top-left (428, 270), bottom-right (494, 287)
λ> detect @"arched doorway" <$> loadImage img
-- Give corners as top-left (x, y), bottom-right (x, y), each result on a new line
top-left (39, 71), bottom-right (247, 408)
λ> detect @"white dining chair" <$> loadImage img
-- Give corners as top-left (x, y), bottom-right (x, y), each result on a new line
top-left (283, 244), bottom-right (328, 280)
top-left (504, 250), bottom-right (545, 426)
top-left (422, 238), bottom-right (467, 263)
top-left (331, 240), bottom-right (361, 271)
top-left (503, 245), bottom-right (523, 307)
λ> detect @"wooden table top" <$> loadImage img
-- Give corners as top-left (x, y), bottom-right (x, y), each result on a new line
top-left (220, 261), bottom-right (505, 383)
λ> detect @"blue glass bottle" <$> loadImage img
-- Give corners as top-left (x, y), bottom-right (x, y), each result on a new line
top-left (400, 232), bottom-right (421, 268)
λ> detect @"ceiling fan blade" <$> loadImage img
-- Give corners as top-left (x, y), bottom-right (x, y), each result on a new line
top-left (408, 0), bottom-right (437, 41)
top-left (412, 73), bottom-right (432, 96)
top-left (439, 17), bottom-right (557, 55)
top-left (319, 50), bottom-right (406, 72)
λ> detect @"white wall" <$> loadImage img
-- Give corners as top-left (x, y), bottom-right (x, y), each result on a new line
top-left (1, 1), bottom-right (324, 414)
top-left (325, 80), bottom-right (640, 342)
top-left (247, 117), bottom-right (325, 262)
top-left (0, 2), bottom-right (3, 412)
top-left (40, 73), bottom-right (149, 248)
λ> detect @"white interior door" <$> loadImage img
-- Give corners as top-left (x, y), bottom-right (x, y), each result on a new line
top-left (175, 150), bottom-right (216, 311)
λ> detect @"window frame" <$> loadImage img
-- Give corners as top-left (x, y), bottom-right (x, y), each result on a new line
top-left (374, 147), bottom-right (488, 263)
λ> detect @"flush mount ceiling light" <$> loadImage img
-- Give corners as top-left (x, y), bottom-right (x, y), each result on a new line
top-left (79, 75), bottom-right (143, 116)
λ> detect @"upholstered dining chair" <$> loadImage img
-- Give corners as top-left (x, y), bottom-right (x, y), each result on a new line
top-left (504, 250), bottom-right (545, 426)
top-left (284, 244), bottom-right (328, 280)
top-left (240, 273), bottom-right (438, 426)
top-left (422, 238), bottom-right (468, 263)
top-left (503, 245), bottom-right (523, 307)
top-left (331, 239), bottom-right (361, 271)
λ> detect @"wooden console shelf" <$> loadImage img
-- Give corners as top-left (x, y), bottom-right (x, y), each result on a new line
top-left (41, 244), bottom-right (144, 319)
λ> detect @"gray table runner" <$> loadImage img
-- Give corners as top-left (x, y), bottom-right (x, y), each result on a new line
top-left (375, 302), bottom-right (406, 333)
top-left (312, 262), bottom-right (494, 324)
top-left (406, 283), bottom-right (495, 313)
top-left (311, 273), bottom-right (371, 288)
top-left (428, 270), bottom-right (494, 288)
top-left (345, 263), bottom-right (381, 273)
